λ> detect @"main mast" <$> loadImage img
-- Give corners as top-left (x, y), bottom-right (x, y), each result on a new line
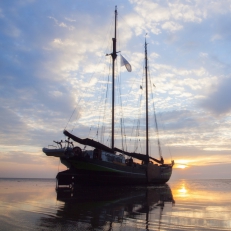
top-left (145, 38), bottom-right (149, 157)
top-left (111, 6), bottom-right (117, 150)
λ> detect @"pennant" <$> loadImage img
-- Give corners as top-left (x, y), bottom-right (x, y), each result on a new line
top-left (120, 55), bottom-right (132, 72)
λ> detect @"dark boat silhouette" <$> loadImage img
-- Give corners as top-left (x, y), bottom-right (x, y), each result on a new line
top-left (54, 184), bottom-right (174, 230)
top-left (43, 7), bottom-right (174, 186)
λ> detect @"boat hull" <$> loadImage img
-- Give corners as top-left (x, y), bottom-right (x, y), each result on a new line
top-left (43, 147), bottom-right (66, 157)
top-left (58, 156), bottom-right (172, 186)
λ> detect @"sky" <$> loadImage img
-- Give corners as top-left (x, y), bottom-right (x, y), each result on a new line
top-left (1, 0), bottom-right (231, 179)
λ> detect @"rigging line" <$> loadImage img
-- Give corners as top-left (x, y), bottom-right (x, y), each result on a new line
top-left (118, 71), bottom-right (124, 150)
top-left (70, 70), bottom-right (105, 134)
top-left (148, 67), bottom-right (172, 161)
top-left (99, 59), bottom-right (111, 143)
top-left (115, 59), bottom-right (124, 149)
top-left (117, 59), bottom-right (127, 152)
top-left (119, 71), bottom-right (128, 153)
top-left (134, 93), bottom-right (143, 153)
top-left (118, 53), bottom-right (145, 114)
top-left (72, 65), bottom-right (110, 134)
top-left (136, 116), bottom-right (141, 152)
top-left (102, 56), bottom-right (118, 149)
top-left (118, 70), bottom-right (140, 151)
top-left (72, 38), bottom-right (113, 135)
top-left (69, 58), bottom-right (109, 133)
top-left (118, 39), bottom-right (146, 114)
top-left (135, 60), bottom-right (147, 154)
top-left (149, 68), bottom-right (163, 160)
top-left (116, 25), bottom-right (131, 151)
top-left (65, 13), bottom-right (114, 132)
top-left (117, 29), bottom-right (128, 150)
top-left (87, 56), bottom-right (112, 139)
top-left (92, 14), bottom-right (115, 142)
top-left (120, 118), bottom-right (124, 151)
top-left (117, 56), bottom-right (146, 130)
top-left (101, 81), bottom-right (110, 143)
top-left (87, 126), bottom-right (92, 141)
top-left (132, 83), bottom-right (143, 152)
top-left (129, 60), bottom-right (145, 152)
top-left (117, 17), bottom-right (133, 138)
top-left (158, 112), bottom-right (173, 160)
top-left (124, 129), bottom-right (128, 152)
top-left (148, 69), bottom-right (155, 158)
top-left (100, 85), bottom-right (108, 143)
top-left (64, 106), bottom-right (77, 130)
top-left (132, 92), bottom-right (143, 151)
top-left (67, 54), bottom-right (108, 132)
top-left (70, 98), bottom-right (81, 132)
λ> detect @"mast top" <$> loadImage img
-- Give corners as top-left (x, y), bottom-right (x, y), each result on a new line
top-left (145, 33), bottom-right (148, 47)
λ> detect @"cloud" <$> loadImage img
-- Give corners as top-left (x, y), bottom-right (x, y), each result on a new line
top-left (0, 1), bottom-right (117, 146)
top-left (1, 0), bottom-right (231, 178)
top-left (0, 106), bottom-right (31, 146)
top-left (0, 151), bottom-right (42, 165)
top-left (162, 21), bottom-right (183, 32)
top-left (200, 77), bottom-right (231, 115)
top-left (211, 34), bottom-right (223, 41)
top-left (128, 0), bottom-right (212, 36)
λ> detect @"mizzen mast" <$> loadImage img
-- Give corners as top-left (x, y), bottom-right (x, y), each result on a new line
top-left (145, 38), bottom-right (149, 158)
top-left (111, 6), bottom-right (117, 150)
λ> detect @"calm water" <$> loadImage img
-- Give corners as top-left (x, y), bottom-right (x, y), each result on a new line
top-left (0, 178), bottom-right (231, 230)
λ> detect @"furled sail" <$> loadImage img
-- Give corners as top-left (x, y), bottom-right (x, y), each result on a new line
top-left (63, 130), bottom-right (113, 153)
top-left (114, 147), bottom-right (163, 164)
top-left (64, 130), bottom-right (163, 164)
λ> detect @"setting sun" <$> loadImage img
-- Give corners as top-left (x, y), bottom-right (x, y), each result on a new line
top-left (174, 159), bottom-right (189, 169)
top-left (177, 164), bottom-right (187, 169)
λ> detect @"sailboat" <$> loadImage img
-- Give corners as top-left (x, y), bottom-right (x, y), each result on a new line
top-left (43, 7), bottom-right (174, 186)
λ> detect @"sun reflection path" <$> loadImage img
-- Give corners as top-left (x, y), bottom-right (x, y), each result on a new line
top-left (177, 182), bottom-right (188, 198)
top-left (168, 180), bottom-right (231, 230)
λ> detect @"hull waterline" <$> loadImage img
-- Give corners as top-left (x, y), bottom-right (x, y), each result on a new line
top-left (57, 156), bottom-right (173, 186)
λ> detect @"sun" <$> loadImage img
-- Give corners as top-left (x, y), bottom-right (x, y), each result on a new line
top-left (177, 164), bottom-right (187, 169)
top-left (174, 160), bottom-right (189, 169)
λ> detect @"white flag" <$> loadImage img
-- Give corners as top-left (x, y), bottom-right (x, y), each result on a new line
top-left (120, 55), bottom-right (132, 72)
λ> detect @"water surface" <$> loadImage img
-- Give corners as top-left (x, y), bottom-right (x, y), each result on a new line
top-left (0, 178), bottom-right (231, 230)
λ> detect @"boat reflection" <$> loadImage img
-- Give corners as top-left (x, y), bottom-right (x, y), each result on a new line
top-left (55, 184), bottom-right (174, 230)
